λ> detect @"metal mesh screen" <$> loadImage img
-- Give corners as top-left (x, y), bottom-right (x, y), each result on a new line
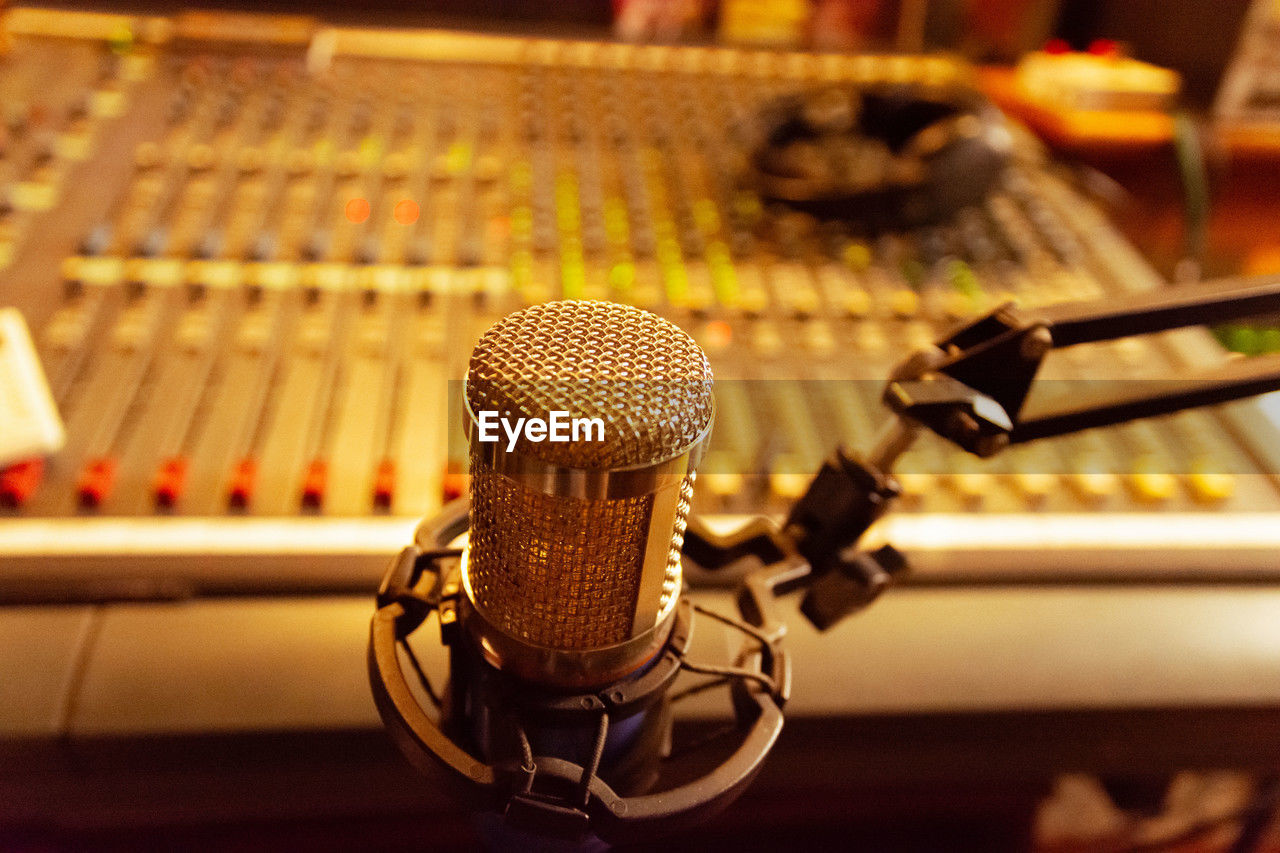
top-left (464, 301), bottom-right (713, 651)
top-left (466, 300), bottom-right (714, 468)
top-left (468, 453), bottom-right (655, 648)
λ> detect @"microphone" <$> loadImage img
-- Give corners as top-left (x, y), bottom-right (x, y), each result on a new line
top-left (369, 300), bottom-right (787, 847)
top-left (462, 299), bottom-right (712, 688)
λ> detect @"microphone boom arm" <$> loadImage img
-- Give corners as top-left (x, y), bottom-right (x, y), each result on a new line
top-left (684, 274), bottom-right (1280, 629)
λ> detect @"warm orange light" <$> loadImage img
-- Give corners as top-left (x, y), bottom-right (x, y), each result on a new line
top-left (393, 199), bottom-right (420, 225)
top-left (345, 197), bottom-right (371, 224)
top-left (705, 320), bottom-right (733, 352)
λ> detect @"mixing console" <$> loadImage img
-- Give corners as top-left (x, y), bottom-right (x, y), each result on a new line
top-left (3, 9), bottom-right (1280, 588)
top-left (0, 23), bottom-right (146, 270)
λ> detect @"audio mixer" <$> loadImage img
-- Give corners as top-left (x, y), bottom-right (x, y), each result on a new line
top-left (3, 8), bottom-right (1280, 594)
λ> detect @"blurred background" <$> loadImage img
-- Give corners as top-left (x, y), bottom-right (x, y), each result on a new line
top-left (4, 0), bottom-right (1280, 851)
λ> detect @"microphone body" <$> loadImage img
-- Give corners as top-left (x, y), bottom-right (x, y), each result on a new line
top-left (461, 300), bottom-right (713, 689)
top-left (457, 301), bottom-right (712, 840)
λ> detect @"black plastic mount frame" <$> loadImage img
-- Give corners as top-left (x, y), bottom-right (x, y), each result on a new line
top-left (367, 503), bottom-right (791, 844)
top-left (683, 452), bottom-right (909, 632)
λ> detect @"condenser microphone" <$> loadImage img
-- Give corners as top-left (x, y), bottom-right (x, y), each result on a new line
top-left (462, 299), bottom-right (713, 688)
top-left (369, 300), bottom-right (785, 847)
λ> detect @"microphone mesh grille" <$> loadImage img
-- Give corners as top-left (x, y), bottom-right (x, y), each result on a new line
top-left (464, 301), bottom-right (712, 653)
top-left (468, 465), bottom-right (660, 649)
top-left (466, 301), bottom-right (713, 468)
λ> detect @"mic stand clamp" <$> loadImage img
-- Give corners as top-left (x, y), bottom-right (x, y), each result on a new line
top-left (685, 447), bottom-right (908, 632)
top-left (782, 448), bottom-right (908, 630)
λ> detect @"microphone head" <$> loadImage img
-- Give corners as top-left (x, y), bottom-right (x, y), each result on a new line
top-left (462, 300), bottom-right (713, 686)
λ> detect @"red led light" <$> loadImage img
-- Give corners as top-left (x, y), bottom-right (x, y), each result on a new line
top-left (1088, 38), bottom-right (1119, 57)
top-left (345, 197), bottom-right (371, 224)
top-left (0, 459), bottom-right (44, 506)
top-left (77, 457), bottom-right (117, 507)
top-left (228, 458), bottom-right (257, 508)
top-left (153, 457), bottom-right (189, 507)
top-left (302, 458), bottom-right (327, 509)
top-left (373, 457), bottom-right (396, 508)
top-left (705, 320), bottom-right (733, 351)
top-left (393, 199), bottom-right (420, 225)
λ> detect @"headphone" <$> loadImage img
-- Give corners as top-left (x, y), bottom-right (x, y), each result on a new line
top-left (749, 84), bottom-right (1013, 231)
